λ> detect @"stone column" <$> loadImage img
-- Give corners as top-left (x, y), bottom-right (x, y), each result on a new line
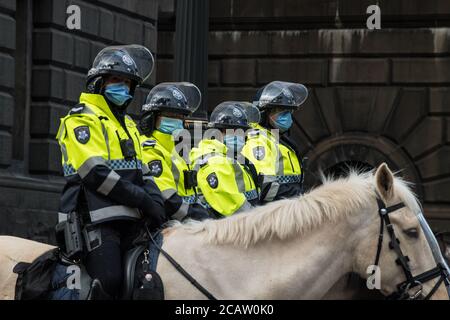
top-left (174, 0), bottom-right (209, 119)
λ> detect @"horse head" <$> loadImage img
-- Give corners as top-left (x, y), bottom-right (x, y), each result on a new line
top-left (352, 163), bottom-right (449, 300)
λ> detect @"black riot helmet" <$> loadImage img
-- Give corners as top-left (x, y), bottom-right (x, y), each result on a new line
top-left (139, 82), bottom-right (201, 135)
top-left (253, 81), bottom-right (308, 111)
top-left (86, 44), bottom-right (154, 94)
top-left (208, 101), bottom-right (258, 130)
top-left (142, 82), bottom-right (201, 116)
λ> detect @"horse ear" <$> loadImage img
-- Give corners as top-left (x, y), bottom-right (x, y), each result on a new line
top-left (375, 163), bottom-right (394, 200)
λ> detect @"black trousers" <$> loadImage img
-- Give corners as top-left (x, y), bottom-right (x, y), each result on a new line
top-left (84, 220), bottom-right (140, 298)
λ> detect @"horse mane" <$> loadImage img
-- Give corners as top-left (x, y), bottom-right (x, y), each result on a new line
top-left (167, 169), bottom-right (420, 247)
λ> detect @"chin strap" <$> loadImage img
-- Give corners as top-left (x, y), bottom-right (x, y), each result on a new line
top-left (86, 76), bottom-right (104, 94)
top-left (139, 112), bottom-right (156, 136)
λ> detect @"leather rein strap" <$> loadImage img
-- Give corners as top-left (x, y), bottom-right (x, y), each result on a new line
top-left (373, 196), bottom-right (448, 300)
top-left (145, 225), bottom-right (217, 300)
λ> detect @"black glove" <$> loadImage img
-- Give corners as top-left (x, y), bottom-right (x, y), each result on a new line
top-left (184, 204), bottom-right (210, 221)
top-left (140, 194), bottom-right (167, 228)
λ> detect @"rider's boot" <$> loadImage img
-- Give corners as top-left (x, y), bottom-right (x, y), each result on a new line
top-left (87, 279), bottom-right (113, 300)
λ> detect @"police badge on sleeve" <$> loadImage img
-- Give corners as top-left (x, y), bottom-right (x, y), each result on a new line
top-left (206, 173), bottom-right (218, 189)
top-left (149, 160), bottom-right (163, 177)
top-left (253, 146), bottom-right (265, 160)
top-left (74, 126), bottom-right (90, 144)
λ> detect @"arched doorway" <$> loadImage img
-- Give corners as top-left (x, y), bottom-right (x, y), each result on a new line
top-left (289, 86), bottom-right (449, 228)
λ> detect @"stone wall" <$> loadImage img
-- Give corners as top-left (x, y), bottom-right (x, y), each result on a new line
top-left (0, 0), bottom-right (158, 243)
top-left (158, 0), bottom-right (450, 230)
top-left (0, 0), bottom-right (15, 169)
top-left (31, 0), bottom-right (158, 174)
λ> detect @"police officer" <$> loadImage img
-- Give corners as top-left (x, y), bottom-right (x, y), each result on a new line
top-left (56, 45), bottom-right (166, 299)
top-left (190, 102), bottom-right (260, 217)
top-left (241, 81), bottom-right (308, 202)
top-left (139, 82), bottom-right (210, 221)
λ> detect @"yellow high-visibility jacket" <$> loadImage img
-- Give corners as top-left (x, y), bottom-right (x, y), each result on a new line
top-left (241, 124), bottom-right (303, 202)
top-left (56, 93), bottom-right (165, 225)
top-left (140, 129), bottom-right (206, 220)
top-left (190, 139), bottom-right (258, 217)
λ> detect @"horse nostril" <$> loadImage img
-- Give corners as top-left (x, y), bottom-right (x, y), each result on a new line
top-left (404, 228), bottom-right (419, 239)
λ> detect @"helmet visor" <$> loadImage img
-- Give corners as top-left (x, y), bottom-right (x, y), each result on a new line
top-left (208, 101), bottom-right (251, 129)
top-left (123, 45), bottom-right (154, 83)
top-left (244, 102), bottom-right (262, 124)
top-left (258, 81), bottom-right (308, 109)
top-left (142, 82), bottom-right (202, 115)
top-left (89, 44), bottom-right (154, 84)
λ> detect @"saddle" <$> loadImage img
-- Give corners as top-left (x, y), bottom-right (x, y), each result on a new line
top-left (13, 233), bottom-right (164, 300)
top-left (122, 232), bottom-right (164, 300)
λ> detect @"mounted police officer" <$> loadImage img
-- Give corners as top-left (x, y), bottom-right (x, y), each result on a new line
top-left (56, 45), bottom-right (166, 299)
top-left (139, 82), bottom-right (210, 221)
top-left (241, 81), bottom-right (308, 202)
top-left (190, 102), bottom-right (260, 217)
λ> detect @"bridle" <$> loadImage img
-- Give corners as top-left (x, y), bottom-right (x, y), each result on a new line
top-left (373, 196), bottom-right (450, 300)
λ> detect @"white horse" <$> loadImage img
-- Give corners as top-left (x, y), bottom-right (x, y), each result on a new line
top-left (0, 163), bottom-right (448, 299)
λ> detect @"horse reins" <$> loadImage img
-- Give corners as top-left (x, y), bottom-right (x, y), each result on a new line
top-left (373, 196), bottom-right (450, 300)
top-left (145, 224), bottom-right (217, 300)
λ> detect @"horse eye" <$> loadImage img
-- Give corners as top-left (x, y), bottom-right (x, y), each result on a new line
top-left (404, 228), bottom-right (419, 239)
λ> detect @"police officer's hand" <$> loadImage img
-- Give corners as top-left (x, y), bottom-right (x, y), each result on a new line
top-left (140, 194), bottom-right (167, 227)
top-left (184, 204), bottom-right (210, 222)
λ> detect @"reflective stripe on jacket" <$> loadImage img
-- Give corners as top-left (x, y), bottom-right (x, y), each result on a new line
top-left (57, 93), bottom-right (147, 223)
top-left (140, 129), bottom-right (203, 221)
top-left (241, 124), bottom-right (303, 202)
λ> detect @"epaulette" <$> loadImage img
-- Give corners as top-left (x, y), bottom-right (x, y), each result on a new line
top-left (68, 103), bottom-right (86, 115)
top-left (198, 157), bottom-right (209, 167)
top-left (247, 129), bottom-right (260, 138)
top-left (142, 139), bottom-right (157, 148)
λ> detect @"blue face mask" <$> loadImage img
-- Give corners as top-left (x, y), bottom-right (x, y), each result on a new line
top-left (158, 117), bottom-right (184, 134)
top-left (223, 135), bottom-right (246, 152)
top-left (269, 111), bottom-right (293, 132)
top-left (104, 82), bottom-right (133, 106)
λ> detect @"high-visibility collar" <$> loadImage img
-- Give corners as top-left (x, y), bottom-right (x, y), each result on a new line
top-left (253, 124), bottom-right (278, 141)
top-left (79, 92), bottom-right (120, 123)
top-left (152, 129), bottom-right (176, 153)
top-left (197, 139), bottom-right (227, 157)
